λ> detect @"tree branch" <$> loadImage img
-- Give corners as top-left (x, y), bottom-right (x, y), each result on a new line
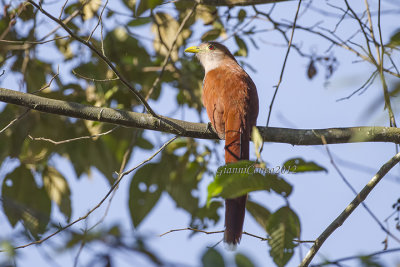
top-left (2, 87), bottom-right (400, 145)
top-left (300, 151), bottom-right (400, 266)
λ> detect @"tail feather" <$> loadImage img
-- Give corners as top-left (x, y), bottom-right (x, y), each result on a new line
top-left (224, 115), bottom-right (249, 247)
top-left (224, 195), bottom-right (247, 246)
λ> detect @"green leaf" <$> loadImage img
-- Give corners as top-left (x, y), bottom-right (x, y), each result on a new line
top-left (266, 206), bottom-right (300, 267)
top-left (194, 201), bottom-right (221, 228)
top-left (164, 153), bottom-right (201, 214)
top-left (43, 166), bottom-right (72, 221)
top-left (234, 35), bottom-right (248, 57)
top-left (252, 126), bottom-right (263, 160)
top-left (207, 161), bottom-right (292, 205)
top-left (201, 248), bottom-right (225, 267)
top-left (0, 240), bottom-right (16, 259)
top-left (136, 0), bottom-right (163, 17)
top-left (129, 163), bottom-right (163, 227)
top-left (359, 255), bottom-right (385, 267)
top-left (283, 158), bottom-right (327, 173)
top-left (237, 9), bottom-right (247, 23)
top-left (19, 3), bottom-right (34, 21)
top-left (128, 17), bottom-right (152, 27)
top-left (246, 200), bottom-right (270, 230)
top-left (136, 136), bottom-right (154, 150)
top-left (165, 138), bottom-right (189, 152)
top-left (235, 253), bottom-right (255, 267)
top-left (201, 29), bottom-right (221, 42)
top-left (7, 109), bottom-right (35, 158)
top-left (2, 165), bottom-right (51, 238)
top-left (389, 29), bottom-right (400, 47)
top-left (122, 0), bottom-right (136, 9)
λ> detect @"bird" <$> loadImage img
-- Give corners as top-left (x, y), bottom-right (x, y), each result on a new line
top-left (185, 42), bottom-right (259, 248)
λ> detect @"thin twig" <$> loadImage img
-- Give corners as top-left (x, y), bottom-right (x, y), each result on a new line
top-left (159, 227), bottom-right (315, 243)
top-left (266, 0), bottom-right (302, 127)
top-left (243, 231), bottom-right (314, 243)
top-left (0, 35), bottom-right (70, 50)
top-left (72, 69), bottom-right (119, 82)
top-left (59, 0), bottom-right (69, 19)
top-left (300, 151), bottom-right (400, 266)
top-left (33, 66), bottom-right (60, 94)
top-left (310, 247), bottom-right (400, 267)
top-left (159, 227), bottom-right (224, 237)
top-left (344, 0), bottom-right (376, 65)
top-left (73, 227), bottom-right (87, 267)
top-left (0, 109), bottom-right (30, 134)
top-left (40, 9), bottom-right (81, 42)
top-left (364, 0), bottom-right (381, 65)
top-left (87, 0), bottom-right (109, 42)
top-left (336, 70), bottom-right (378, 101)
top-left (88, 131), bottom-right (140, 231)
top-left (28, 126), bottom-right (119, 145)
top-left (119, 136), bottom-right (177, 177)
top-left (377, 0), bottom-right (396, 127)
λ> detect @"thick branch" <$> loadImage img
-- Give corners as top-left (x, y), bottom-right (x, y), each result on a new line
top-left (300, 151), bottom-right (400, 266)
top-left (2, 87), bottom-right (400, 145)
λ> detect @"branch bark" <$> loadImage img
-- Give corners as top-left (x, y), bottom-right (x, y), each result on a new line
top-left (1, 87), bottom-right (400, 145)
top-left (300, 151), bottom-right (400, 266)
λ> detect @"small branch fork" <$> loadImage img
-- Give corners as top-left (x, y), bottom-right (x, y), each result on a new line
top-left (0, 136), bottom-right (177, 252)
top-left (300, 151), bottom-right (400, 266)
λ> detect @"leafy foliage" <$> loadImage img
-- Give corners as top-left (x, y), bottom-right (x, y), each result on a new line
top-left (2, 165), bottom-right (51, 238)
top-left (202, 248), bottom-right (226, 267)
top-left (283, 158), bottom-right (327, 173)
top-left (129, 138), bottom-right (220, 229)
top-left (235, 253), bottom-right (255, 267)
top-left (246, 200), bottom-right (271, 229)
top-left (207, 161), bottom-right (292, 205)
top-left (266, 207), bottom-right (301, 267)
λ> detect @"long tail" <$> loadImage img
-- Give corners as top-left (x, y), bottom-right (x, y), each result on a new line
top-left (224, 116), bottom-right (249, 247)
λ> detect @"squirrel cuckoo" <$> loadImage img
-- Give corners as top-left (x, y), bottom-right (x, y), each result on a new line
top-left (185, 42), bottom-right (259, 247)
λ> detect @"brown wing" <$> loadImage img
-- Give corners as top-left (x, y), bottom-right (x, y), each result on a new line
top-left (202, 66), bottom-right (259, 148)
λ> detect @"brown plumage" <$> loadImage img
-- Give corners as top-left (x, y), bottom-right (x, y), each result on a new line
top-left (185, 42), bottom-right (259, 247)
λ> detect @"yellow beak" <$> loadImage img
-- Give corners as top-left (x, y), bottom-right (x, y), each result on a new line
top-left (184, 46), bottom-right (200, 53)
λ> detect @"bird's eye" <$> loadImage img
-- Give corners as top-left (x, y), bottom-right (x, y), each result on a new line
top-left (208, 44), bottom-right (215, 50)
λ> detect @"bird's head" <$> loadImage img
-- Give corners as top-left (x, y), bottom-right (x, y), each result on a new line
top-left (185, 42), bottom-right (237, 73)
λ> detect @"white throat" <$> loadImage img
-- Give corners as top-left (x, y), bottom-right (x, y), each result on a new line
top-left (197, 52), bottom-right (223, 73)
